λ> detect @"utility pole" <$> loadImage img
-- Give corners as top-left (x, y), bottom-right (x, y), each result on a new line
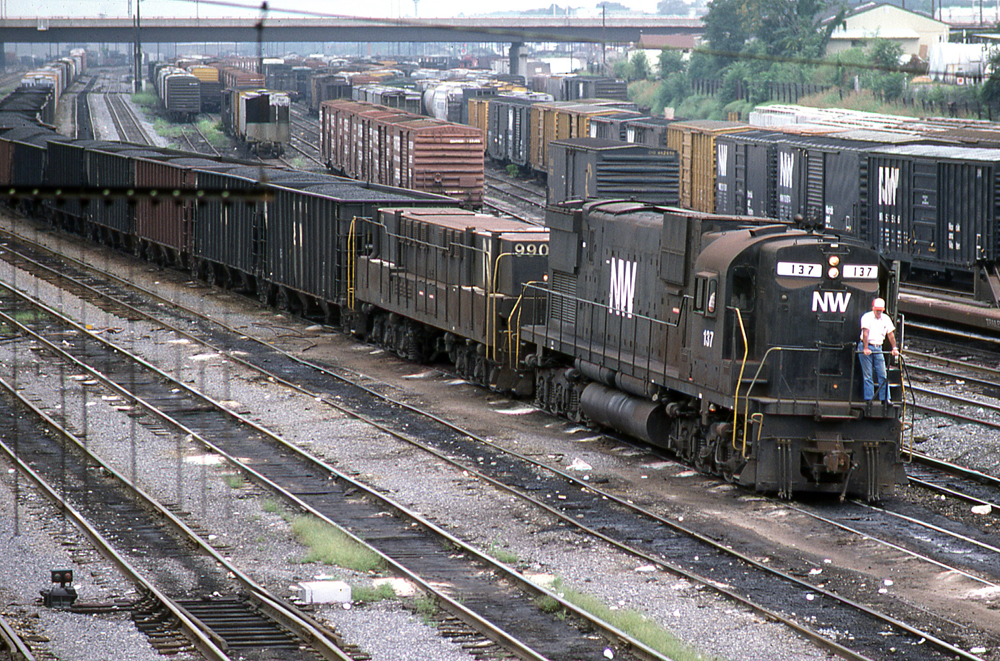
top-left (602, 5), bottom-right (606, 76)
top-left (134, 0), bottom-right (142, 92)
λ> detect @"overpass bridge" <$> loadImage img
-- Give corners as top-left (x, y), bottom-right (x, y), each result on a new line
top-left (2, 15), bottom-right (702, 81)
top-left (1, 16), bottom-right (701, 46)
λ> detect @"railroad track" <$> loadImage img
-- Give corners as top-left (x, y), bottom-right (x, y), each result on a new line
top-left (179, 120), bottom-right (222, 156)
top-left (0, 232), bottom-right (663, 661)
top-left (0, 336), bottom-right (351, 661)
top-left (105, 93), bottom-right (152, 145)
top-left (286, 112), bottom-right (329, 169)
top-left (484, 172), bottom-right (546, 224)
top-left (0, 610), bottom-right (34, 661)
top-left (0, 221), bottom-right (990, 661)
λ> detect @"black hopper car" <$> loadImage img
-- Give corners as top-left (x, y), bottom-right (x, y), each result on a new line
top-left (0, 117), bottom-right (906, 498)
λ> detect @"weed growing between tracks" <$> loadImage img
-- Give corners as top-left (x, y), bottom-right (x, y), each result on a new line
top-left (488, 538), bottom-right (519, 565)
top-left (222, 473), bottom-right (246, 489)
top-left (261, 498), bottom-right (284, 514)
top-left (541, 577), bottom-right (716, 661)
top-left (196, 119), bottom-right (227, 148)
top-left (412, 595), bottom-right (438, 624)
top-left (153, 118), bottom-right (183, 138)
top-left (131, 91), bottom-right (158, 108)
top-left (350, 583), bottom-right (397, 603)
top-left (291, 515), bottom-right (384, 573)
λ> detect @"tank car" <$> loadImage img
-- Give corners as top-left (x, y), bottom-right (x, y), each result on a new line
top-left (521, 201), bottom-right (906, 500)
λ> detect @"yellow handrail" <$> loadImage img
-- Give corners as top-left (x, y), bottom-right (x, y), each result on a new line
top-left (347, 216), bottom-right (357, 310)
top-left (731, 307), bottom-right (749, 452)
top-left (488, 252), bottom-right (513, 362)
top-left (740, 346), bottom-right (785, 458)
top-left (507, 281), bottom-right (546, 368)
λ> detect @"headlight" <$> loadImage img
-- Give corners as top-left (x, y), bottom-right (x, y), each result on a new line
top-left (828, 255), bottom-right (840, 267)
top-left (828, 267), bottom-right (840, 279)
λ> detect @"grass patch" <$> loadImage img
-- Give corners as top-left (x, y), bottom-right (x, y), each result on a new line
top-left (261, 498), bottom-right (283, 514)
top-left (291, 515), bottom-right (384, 572)
top-left (351, 582), bottom-right (396, 603)
top-left (535, 593), bottom-right (562, 614)
top-left (222, 473), bottom-right (245, 489)
top-left (543, 577), bottom-right (716, 661)
top-left (153, 117), bottom-right (184, 138)
top-left (285, 155), bottom-right (311, 170)
top-left (412, 595), bottom-right (438, 624)
top-left (132, 91), bottom-right (159, 108)
top-left (488, 539), bottom-right (519, 565)
top-left (197, 118), bottom-right (228, 148)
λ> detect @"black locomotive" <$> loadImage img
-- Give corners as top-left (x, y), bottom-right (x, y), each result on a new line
top-left (521, 201), bottom-right (904, 499)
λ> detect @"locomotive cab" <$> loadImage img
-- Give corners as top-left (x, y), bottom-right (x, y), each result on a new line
top-left (690, 229), bottom-right (905, 498)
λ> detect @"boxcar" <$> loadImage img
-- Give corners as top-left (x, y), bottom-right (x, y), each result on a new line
top-left (867, 144), bottom-right (1000, 275)
top-left (320, 99), bottom-right (484, 206)
top-left (666, 120), bottom-right (754, 213)
top-left (528, 100), bottom-right (640, 174)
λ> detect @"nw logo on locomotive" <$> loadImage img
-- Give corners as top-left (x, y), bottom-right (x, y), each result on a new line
top-left (608, 257), bottom-right (638, 318)
top-left (811, 290), bottom-right (852, 313)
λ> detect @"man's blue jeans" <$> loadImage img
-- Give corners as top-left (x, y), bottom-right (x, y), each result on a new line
top-left (858, 341), bottom-right (887, 402)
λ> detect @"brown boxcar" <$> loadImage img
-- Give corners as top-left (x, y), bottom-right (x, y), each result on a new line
top-left (320, 99), bottom-right (484, 206)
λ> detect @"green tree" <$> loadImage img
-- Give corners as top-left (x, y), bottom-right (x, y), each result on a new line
top-left (630, 50), bottom-right (651, 81)
top-left (702, 0), bottom-right (750, 64)
top-left (864, 39), bottom-right (906, 101)
top-left (658, 49), bottom-right (686, 78)
top-left (656, 0), bottom-right (690, 15)
top-left (981, 49), bottom-right (1000, 106)
top-left (825, 46), bottom-right (867, 90)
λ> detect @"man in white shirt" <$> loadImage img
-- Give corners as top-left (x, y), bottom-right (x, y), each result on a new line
top-left (858, 297), bottom-right (899, 402)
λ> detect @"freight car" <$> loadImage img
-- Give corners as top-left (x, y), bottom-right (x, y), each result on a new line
top-left (156, 67), bottom-right (202, 121)
top-left (309, 73), bottom-right (351, 115)
top-left (319, 99), bottom-right (484, 206)
top-left (0, 129), bottom-right (460, 314)
top-left (188, 65), bottom-right (222, 112)
top-left (352, 84), bottom-right (422, 114)
top-left (221, 88), bottom-right (291, 156)
top-left (528, 100), bottom-right (641, 175)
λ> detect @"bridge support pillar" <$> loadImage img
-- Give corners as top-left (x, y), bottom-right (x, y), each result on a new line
top-left (509, 41), bottom-right (527, 78)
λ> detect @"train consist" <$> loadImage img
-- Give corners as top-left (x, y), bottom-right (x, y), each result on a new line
top-left (151, 66), bottom-right (201, 120)
top-left (0, 82), bottom-right (906, 498)
top-left (1, 49), bottom-right (86, 128)
top-left (220, 88), bottom-right (291, 157)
